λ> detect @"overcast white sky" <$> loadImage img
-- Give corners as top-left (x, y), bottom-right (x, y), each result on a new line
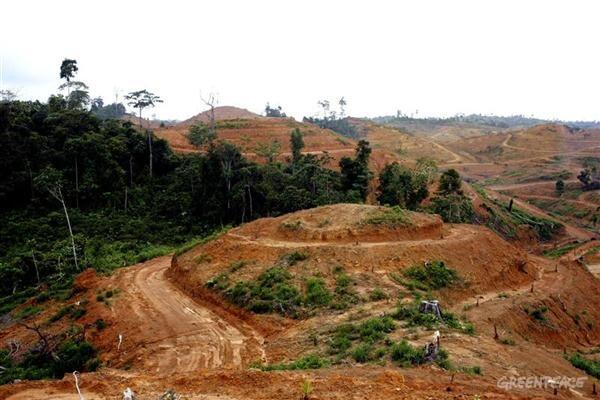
top-left (2, 0), bottom-right (599, 121)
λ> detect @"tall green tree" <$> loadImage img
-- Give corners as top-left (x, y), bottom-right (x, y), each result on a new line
top-left (125, 90), bottom-right (163, 177)
top-left (59, 59), bottom-right (78, 95)
top-left (438, 169), bottom-right (462, 194)
top-left (290, 128), bottom-right (304, 163)
top-left (340, 140), bottom-right (372, 201)
top-left (377, 162), bottom-right (428, 209)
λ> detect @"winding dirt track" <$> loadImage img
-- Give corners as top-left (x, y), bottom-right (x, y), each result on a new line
top-left (227, 224), bottom-right (476, 248)
top-left (116, 256), bottom-right (264, 375)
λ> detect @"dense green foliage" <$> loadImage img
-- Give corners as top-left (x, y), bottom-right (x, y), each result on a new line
top-left (402, 261), bottom-right (459, 290)
top-left (0, 339), bottom-right (99, 384)
top-left (429, 169), bottom-right (475, 223)
top-left (339, 140), bottom-right (372, 201)
top-left (377, 162), bottom-right (428, 209)
top-left (431, 193), bottom-right (475, 223)
top-left (188, 122), bottom-right (216, 147)
top-left (0, 97), bottom-right (370, 301)
top-left (303, 116), bottom-right (360, 139)
top-left (264, 103), bottom-right (287, 118)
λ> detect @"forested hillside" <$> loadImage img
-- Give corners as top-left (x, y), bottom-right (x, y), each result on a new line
top-left (0, 97), bottom-right (372, 302)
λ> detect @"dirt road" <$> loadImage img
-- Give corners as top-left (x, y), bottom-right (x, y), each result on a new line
top-left (115, 256), bottom-right (264, 374)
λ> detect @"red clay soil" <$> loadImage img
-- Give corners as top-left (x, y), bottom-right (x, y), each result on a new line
top-left (2, 204), bottom-right (600, 399)
top-left (180, 106), bottom-right (263, 126)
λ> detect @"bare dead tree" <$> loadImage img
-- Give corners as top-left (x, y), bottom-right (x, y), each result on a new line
top-left (200, 92), bottom-right (219, 138)
top-left (35, 169), bottom-right (79, 271)
top-left (18, 322), bottom-right (57, 360)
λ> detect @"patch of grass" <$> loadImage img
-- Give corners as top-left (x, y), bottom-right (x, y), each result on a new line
top-left (280, 220), bottom-right (302, 231)
top-left (569, 353), bottom-right (600, 379)
top-left (328, 316), bottom-right (395, 357)
top-left (193, 253), bottom-right (212, 264)
top-left (369, 288), bottom-right (388, 301)
top-left (280, 251), bottom-right (309, 266)
top-left (500, 338), bottom-right (515, 346)
top-left (14, 305), bottom-right (44, 319)
top-left (253, 354), bottom-right (330, 371)
top-left (461, 365), bottom-right (482, 375)
top-left (0, 288), bottom-right (38, 315)
top-left (362, 206), bottom-right (409, 227)
top-left (229, 260), bottom-right (248, 272)
top-left (543, 242), bottom-right (581, 259)
top-left (49, 305), bottom-right (74, 323)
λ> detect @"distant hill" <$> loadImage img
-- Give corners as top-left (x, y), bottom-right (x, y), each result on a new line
top-left (179, 106), bottom-right (263, 126)
top-left (372, 113), bottom-right (600, 139)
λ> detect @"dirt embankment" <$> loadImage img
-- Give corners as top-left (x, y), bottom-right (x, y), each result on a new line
top-left (171, 204), bottom-right (536, 310)
top-left (2, 204), bottom-right (600, 399)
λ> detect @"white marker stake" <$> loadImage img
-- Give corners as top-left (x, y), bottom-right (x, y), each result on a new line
top-left (73, 371), bottom-right (84, 400)
top-left (118, 333), bottom-right (123, 351)
top-left (123, 387), bottom-right (135, 400)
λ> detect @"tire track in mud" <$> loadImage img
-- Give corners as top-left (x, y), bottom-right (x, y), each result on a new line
top-left (118, 256), bottom-right (262, 375)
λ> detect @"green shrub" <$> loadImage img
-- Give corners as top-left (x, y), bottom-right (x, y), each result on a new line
top-left (390, 340), bottom-right (424, 366)
top-left (359, 316), bottom-right (395, 343)
top-left (221, 267), bottom-right (302, 317)
top-left (462, 365), bottom-right (482, 375)
top-left (403, 261), bottom-right (458, 290)
top-left (528, 306), bottom-right (548, 322)
top-left (352, 343), bottom-right (373, 363)
top-left (430, 193), bottom-right (475, 223)
top-left (369, 288), bottom-right (388, 301)
top-left (94, 318), bottom-right (106, 330)
top-left (54, 340), bottom-right (99, 376)
top-left (304, 277), bottom-right (332, 307)
top-left (436, 348), bottom-right (453, 370)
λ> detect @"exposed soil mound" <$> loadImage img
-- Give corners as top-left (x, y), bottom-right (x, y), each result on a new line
top-left (180, 106), bottom-right (262, 126)
top-left (171, 204), bottom-right (534, 310)
top-left (237, 204), bottom-right (442, 243)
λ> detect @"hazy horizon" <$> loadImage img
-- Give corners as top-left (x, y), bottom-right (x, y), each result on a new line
top-left (4, 0), bottom-right (600, 121)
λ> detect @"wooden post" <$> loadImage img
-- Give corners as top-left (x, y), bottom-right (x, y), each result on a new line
top-left (494, 324), bottom-right (499, 340)
top-left (530, 283), bottom-right (534, 293)
top-left (592, 382), bottom-right (596, 395)
top-left (476, 297), bottom-right (480, 307)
